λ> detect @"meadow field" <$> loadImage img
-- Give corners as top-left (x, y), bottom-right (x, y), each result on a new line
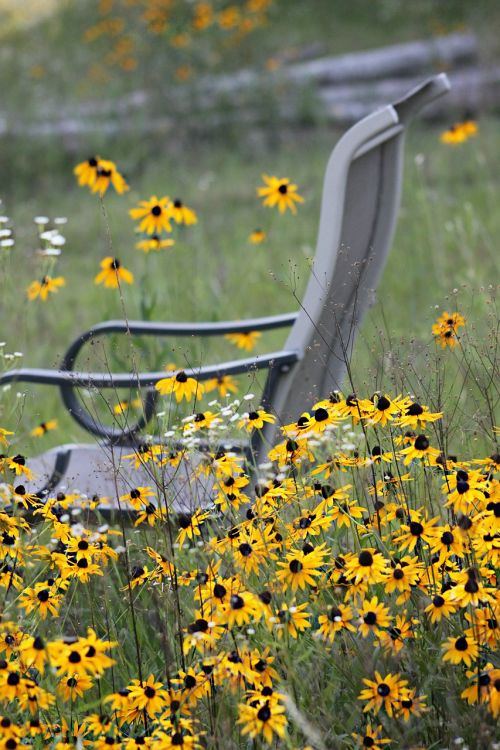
top-left (0, 2), bottom-right (498, 749)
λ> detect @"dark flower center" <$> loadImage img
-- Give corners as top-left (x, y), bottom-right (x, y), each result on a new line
top-left (110, 259), bottom-right (120, 270)
top-left (455, 636), bottom-right (468, 651)
top-left (409, 521), bottom-right (424, 536)
top-left (178, 513), bottom-right (192, 529)
top-left (176, 371), bottom-right (188, 383)
top-left (314, 407), bottom-right (329, 421)
top-left (184, 675), bottom-right (196, 689)
top-left (393, 569), bottom-right (404, 580)
top-left (407, 402), bottom-right (423, 416)
top-left (358, 550), bottom-right (373, 567)
top-left (257, 704), bottom-right (271, 721)
top-left (230, 594), bottom-right (244, 609)
top-left (377, 683), bottom-right (390, 697)
top-left (144, 686), bottom-right (156, 698)
top-left (277, 184), bottom-right (288, 195)
top-left (37, 589), bottom-right (49, 602)
top-left (441, 531), bottom-right (454, 546)
top-left (69, 651), bottom-right (81, 663)
top-left (328, 607), bottom-right (342, 622)
top-left (433, 595), bottom-right (445, 607)
top-left (377, 396), bottom-right (390, 411)
top-left (363, 612), bottom-right (377, 626)
top-left (151, 205), bottom-right (162, 216)
top-left (213, 584), bottom-right (226, 599)
top-left (238, 543), bottom-right (252, 557)
top-left (188, 618), bottom-right (209, 634)
top-left (414, 435), bottom-right (429, 451)
top-left (289, 559), bottom-right (303, 573)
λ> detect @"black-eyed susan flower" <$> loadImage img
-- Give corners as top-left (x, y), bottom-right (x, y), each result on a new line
top-left (74, 156), bottom-right (128, 195)
top-left (170, 198), bottom-right (197, 225)
top-left (440, 121), bottom-right (478, 145)
top-left (396, 689), bottom-right (428, 722)
top-left (393, 512), bottom-right (439, 552)
top-left (18, 585), bottom-right (63, 619)
top-left (57, 673), bottom-right (93, 701)
top-left (74, 156), bottom-right (101, 188)
top-left (442, 634), bottom-right (479, 666)
top-left (352, 723), bottom-right (391, 749)
top-left (93, 159), bottom-right (129, 194)
top-left (155, 371), bottom-right (204, 402)
top-left (224, 331), bottom-right (261, 351)
top-left (396, 401), bottom-right (443, 429)
top-left (461, 663), bottom-right (499, 706)
top-left (432, 311), bottom-right (465, 348)
top-left (399, 434), bottom-right (441, 465)
top-left (26, 275), bottom-right (65, 301)
top-left (376, 613), bottom-right (416, 655)
top-left (365, 393), bottom-right (408, 426)
top-left (238, 408), bottom-right (276, 431)
top-left (424, 591), bottom-right (458, 623)
top-left (317, 603), bottom-right (356, 642)
top-left (135, 235), bottom-right (175, 253)
top-left (272, 601), bottom-right (311, 639)
top-left (0, 428), bottom-right (13, 447)
top-left (276, 545), bottom-right (326, 593)
top-left (225, 591), bottom-right (262, 629)
top-left (176, 509), bottom-right (210, 547)
top-left (30, 419), bottom-right (58, 438)
top-left (344, 548), bottom-right (387, 585)
top-left (358, 671), bottom-right (408, 717)
top-left (127, 675), bottom-right (168, 716)
top-left (237, 697), bottom-right (287, 744)
top-left (257, 175), bottom-right (304, 214)
top-left (129, 195), bottom-right (173, 234)
top-left (204, 373), bottom-right (239, 397)
top-left (357, 596), bottom-right (392, 638)
top-left (95, 257), bottom-right (134, 288)
top-left (248, 228), bottom-right (266, 243)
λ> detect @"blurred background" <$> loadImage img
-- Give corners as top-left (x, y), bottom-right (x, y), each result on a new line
top-left (0, 0), bottom-right (498, 448)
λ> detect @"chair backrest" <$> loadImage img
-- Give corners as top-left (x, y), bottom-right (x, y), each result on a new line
top-left (263, 74), bottom-right (450, 431)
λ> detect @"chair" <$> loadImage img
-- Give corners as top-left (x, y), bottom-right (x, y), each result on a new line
top-left (0, 74), bottom-right (450, 511)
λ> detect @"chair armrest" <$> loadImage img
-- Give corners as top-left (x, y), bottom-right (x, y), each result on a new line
top-left (0, 350), bottom-right (299, 443)
top-left (61, 312), bottom-right (298, 370)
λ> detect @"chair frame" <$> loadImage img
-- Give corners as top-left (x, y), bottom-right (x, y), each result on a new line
top-left (0, 74), bottom-right (450, 487)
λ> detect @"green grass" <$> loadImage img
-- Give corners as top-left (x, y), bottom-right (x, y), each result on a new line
top-left (0, 120), bottom-right (498, 452)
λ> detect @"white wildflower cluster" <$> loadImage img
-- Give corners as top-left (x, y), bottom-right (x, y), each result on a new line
top-left (0, 201), bottom-right (14, 249)
top-left (35, 215), bottom-right (68, 257)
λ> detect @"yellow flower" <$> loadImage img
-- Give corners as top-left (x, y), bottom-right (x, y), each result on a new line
top-left (31, 419), bottom-right (58, 437)
top-left (440, 121), bottom-right (478, 145)
top-left (238, 409), bottom-right (276, 431)
top-left (204, 374), bottom-right (239, 397)
top-left (129, 195), bottom-right (173, 234)
top-left (27, 275), bottom-right (65, 301)
top-left (135, 235), bottom-right (175, 253)
top-left (95, 257), bottom-right (134, 288)
top-left (225, 331), bottom-right (261, 351)
top-left (155, 371), bottom-right (205, 402)
top-left (248, 228), bottom-right (266, 243)
top-left (74, 156), bottom-right (128, 195)
top-left (442, 634), bottom-right (479, 667)
top-left (257, 174), bottom-right (304, 214)
top-left (170, 198), bottom-right (198, 225)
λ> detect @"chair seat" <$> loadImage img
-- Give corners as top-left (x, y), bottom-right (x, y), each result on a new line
top-left (23, 442), bottom-right (227, 514)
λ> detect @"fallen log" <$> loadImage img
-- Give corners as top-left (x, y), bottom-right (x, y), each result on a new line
top-left (318, 65), bottom-right (500, 122)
